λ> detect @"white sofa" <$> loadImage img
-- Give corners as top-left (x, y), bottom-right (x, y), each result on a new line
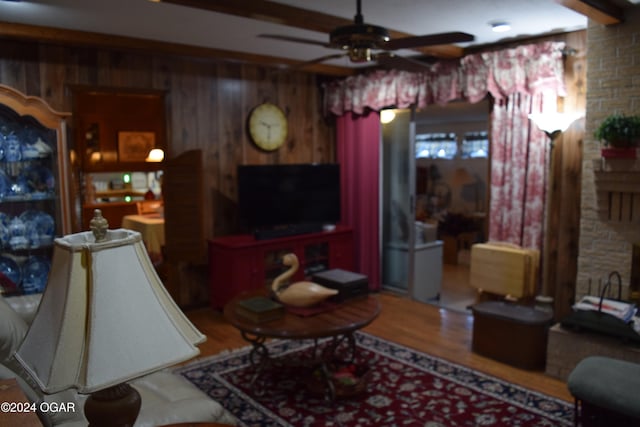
top-left (0, 293), bottom-right (236, 427)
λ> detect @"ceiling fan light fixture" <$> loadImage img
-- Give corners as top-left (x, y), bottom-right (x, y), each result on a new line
top-left (261, 1), bottom-right (475, 71)
top-left (349, 48), bottom-right (372, 63)
top-left (490, 22), bottom-right (511, 33)
top-left (330, 24), bottom-right (390, 49)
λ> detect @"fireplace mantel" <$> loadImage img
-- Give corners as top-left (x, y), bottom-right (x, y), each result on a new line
top-left (594, 159), bottom-right (640, 244)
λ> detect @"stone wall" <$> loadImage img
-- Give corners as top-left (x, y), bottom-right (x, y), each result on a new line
top-left (577, 7), bottom-right (640, 300)
top-left (546, 324), bottom-right (640, 380)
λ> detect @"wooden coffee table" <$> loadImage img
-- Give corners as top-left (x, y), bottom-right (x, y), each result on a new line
top-left (223, 290), bottom-right (380, 399)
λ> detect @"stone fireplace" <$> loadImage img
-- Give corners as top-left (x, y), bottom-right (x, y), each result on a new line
top-left (546, 7), bottom-right (640, 380)
top-left (577, 7), bottom-right (640, 304)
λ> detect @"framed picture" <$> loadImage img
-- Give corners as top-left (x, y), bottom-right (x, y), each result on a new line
top-left (118, 131), bottom-right (156, 162)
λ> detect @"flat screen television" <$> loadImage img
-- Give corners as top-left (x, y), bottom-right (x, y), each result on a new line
top-left (237, 163), bottom-right (341, 235)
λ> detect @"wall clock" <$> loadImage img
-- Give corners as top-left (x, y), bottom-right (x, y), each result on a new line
top-left (248, 103), bottom-right (288, 151)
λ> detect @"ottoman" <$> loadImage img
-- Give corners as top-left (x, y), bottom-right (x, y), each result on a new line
top-left (471, 301), bottom-right (553, 370)
top-left (568, 356), bottom-right (640, 427)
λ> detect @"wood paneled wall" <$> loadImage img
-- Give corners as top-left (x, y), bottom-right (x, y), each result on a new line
top-left (0, 39), bottom-right (335, 241)
top-left (0, 39), bottom-right (334, 307)
top-left (0, 34), bottom-right (586, 309)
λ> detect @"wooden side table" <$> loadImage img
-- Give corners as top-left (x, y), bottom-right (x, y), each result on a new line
top-left (0, 378), bottom-right (42, 426)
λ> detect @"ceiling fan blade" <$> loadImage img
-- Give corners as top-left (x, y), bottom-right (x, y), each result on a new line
top-left (374, 53), bottom-right (433, 72)
top-left (258, 34), bottom-right (332, 49)
top-left (289, 53), bottom-right (349, 69)
top-left (384, 32), bottom-right (474, 50)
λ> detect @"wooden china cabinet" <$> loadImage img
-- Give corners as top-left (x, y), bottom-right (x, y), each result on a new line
top-left (0, 84), bottom-right (73, 295)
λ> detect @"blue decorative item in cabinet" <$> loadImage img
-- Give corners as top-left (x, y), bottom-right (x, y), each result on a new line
top-left (0, 169), bottom-right (10, 199)
top-left (8, 217), bottom-right (29, 250)
top-left (21, 255), bottom-right (50, 294)
top-left (0, 255), bottom-right (21, 293)
top-left (19, 209), bottom-right (55, 248)
top-left (4, 133), bottom-right (22, 162)
top-left (16, 165), bottom-right (55, 198)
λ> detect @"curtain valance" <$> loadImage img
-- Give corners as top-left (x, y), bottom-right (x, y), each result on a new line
top-left (324, 41), bottom-right (566, 115)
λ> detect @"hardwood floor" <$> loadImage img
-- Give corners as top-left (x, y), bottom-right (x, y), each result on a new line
top-left (437, 263), bottom-right (479, 313)
top-left (184, 291), bottom-right (573, 403)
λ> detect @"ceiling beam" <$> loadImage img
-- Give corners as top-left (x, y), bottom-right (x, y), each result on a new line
top-left (555, 0), bottom-right (624, 25)
top-left (160, 0), bottom-right (465, 58)
top-left (0, 21), bottom-right (356, 77)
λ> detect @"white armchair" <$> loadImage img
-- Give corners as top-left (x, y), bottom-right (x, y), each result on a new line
top-left (0, 294), bottom-right (236, 427)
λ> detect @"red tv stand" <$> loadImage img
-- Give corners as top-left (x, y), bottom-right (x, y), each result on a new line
top-left (208, 226), bottom-right (354, 309)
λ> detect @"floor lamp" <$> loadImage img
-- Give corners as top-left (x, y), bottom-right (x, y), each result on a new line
top-left (14, 209), bottom-right (205, 427)
top-left (528, 112), bottom-right (583, 305)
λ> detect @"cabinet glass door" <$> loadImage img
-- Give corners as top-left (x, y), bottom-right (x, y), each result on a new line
top-left (263, 247), bottom-right (295, 288)
top-left (381, 109), bottom-right (416, 295)
top-left (0, 85), bottom-right (72, 296)
top-left (303, 242), bottom-right (329, 277)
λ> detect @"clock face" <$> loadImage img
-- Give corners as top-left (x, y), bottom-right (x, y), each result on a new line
top-left (248, 103), bottom-right (288, 151)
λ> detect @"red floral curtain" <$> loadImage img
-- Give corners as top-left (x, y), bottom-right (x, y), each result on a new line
top-left (489, 92), bottom-right (550, 249)
top-left (325, 42), bottom-right (565, 114)
top-left (463, 43), bottom-right (565, 249)
top-left (324, 41), bottom-right (565, 254)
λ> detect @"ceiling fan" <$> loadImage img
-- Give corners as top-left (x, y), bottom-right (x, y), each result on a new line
top-left (259, 0), bottom-right (475, 70)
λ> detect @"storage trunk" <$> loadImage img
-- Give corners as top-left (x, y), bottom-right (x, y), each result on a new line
top-left (471, 301), bottom-right (553, 370)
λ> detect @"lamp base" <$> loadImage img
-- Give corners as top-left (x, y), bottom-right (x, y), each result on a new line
top-left (84, 383), bottom-right (141, 427)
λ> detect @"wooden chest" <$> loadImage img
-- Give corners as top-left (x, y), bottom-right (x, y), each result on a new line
top-left (471, 301), bottom-right (553, 370)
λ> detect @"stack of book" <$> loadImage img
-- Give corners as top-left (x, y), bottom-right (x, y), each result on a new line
top-left (235, 296), bottom-right (285, 323)
top-left (311, 269), bottom-right (369, 302)
top-left (573, 296), bottom-right (637, 323)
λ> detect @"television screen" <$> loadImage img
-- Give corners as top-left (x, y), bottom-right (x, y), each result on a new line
top-left (237, 163), bottom-right (340, 231)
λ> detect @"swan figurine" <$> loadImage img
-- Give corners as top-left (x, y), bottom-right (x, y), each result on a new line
top-left (271, 253), bottom-right (338, 307)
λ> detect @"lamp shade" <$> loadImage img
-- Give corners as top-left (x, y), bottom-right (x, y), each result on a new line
top-left (145, 148), bottom-right (164, 162)
top-left (15, 228), bottom-right (205, 394)
top-left (528, 112), bottom-right (583, 135)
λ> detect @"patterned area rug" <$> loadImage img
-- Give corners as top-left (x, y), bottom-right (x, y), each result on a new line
top-left (177, 332), bottom-right (573, 426)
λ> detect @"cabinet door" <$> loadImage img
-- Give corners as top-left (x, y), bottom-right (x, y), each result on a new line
top-left (328, 232), bottom-right (355, 271)
top-left (263, 245), bottom-right (297, 289)
top-left (302, 241), bottom-right (330, 277)
top-left (209, 245), bottom-right (260, 309)
top-left (0, 85), bottom-right (72, 296)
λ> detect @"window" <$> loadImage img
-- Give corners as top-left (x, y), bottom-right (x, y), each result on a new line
top-left (461, 131), bottom-right (489, 158)
top-left (415, 133), bottom-right (457, 159)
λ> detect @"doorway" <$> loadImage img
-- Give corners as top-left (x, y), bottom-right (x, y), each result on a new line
top-left (381, 100), bottom-right (490, 313)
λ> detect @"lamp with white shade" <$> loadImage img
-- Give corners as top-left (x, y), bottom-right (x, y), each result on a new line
top-left (14, 209), bottom-right (205, 427)
top-left (528, 111), bottom-right (583, 309)
top-left (528, 112), bottom-right (583, 143)
top-left (145, 148), bottom-right (165, 162)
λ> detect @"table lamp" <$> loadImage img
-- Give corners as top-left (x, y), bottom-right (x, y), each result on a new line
top-left (14, 209), bottom-right (205, 427)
